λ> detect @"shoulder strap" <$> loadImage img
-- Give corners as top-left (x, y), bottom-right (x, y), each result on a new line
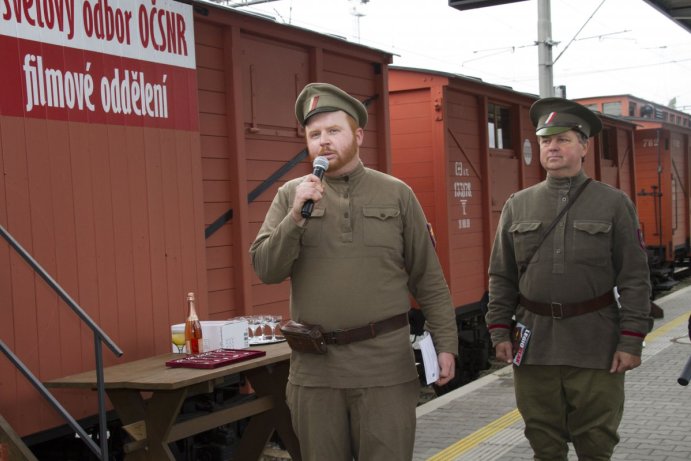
top-left (519, 178), bottom-right (593, 277)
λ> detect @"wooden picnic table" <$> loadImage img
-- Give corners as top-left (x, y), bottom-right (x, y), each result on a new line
top-left (45, 342), bottom-right (300, 460)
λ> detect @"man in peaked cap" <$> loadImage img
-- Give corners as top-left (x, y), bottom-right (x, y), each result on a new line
top-left (486, 97), bottom-right (652, 460)
top-left (531, 96), bottom-right (602, 138)
top-left (250, 82), bottom-right (458, 460)
top-left (295, 82), bottom-right (369, 128)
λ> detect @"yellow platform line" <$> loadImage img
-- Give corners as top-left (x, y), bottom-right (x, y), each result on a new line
top-left (426, 409), bottom-right (522, 461)
top-left (645, 310), bottom-right (689, 342)
top-left (426, 310), bottom-right (690, 461)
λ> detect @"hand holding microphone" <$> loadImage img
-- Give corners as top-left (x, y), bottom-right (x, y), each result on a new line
top-left (301, 156), bottom-right (330, 219)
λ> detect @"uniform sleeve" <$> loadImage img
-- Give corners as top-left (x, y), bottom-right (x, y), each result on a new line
top-left (486, 197), bottom-right (519, 346)
top-left (612, 194), bottom-right (653, 356)
top-left (401, 188), bottom-right (459, 356)
top-left (249, 183), bottom-right (305, 284)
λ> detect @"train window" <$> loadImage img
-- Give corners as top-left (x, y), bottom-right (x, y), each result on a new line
top-left (602, 102), bottom-right (621, 116)
top-left (600, 127), bottom-right (617, 162)
top-left (488, 103), bottom-right (512, 149)
top-left (629, 102), bottom-right (637, 117)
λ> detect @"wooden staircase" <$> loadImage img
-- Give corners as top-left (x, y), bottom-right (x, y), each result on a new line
top-left (0, 414), bottom-right (38, 461)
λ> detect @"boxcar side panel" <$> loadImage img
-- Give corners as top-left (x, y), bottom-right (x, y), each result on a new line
top-left (617, 125), bottom-right (636, 200)
top-left (196, 20), bottom-right (237, 319)
top-left (670, 130), bottom-right (688, 252)
top-left (1, 115), bottom-right (206, 436)
top-left (635, 129), bottom-right (668, 254)
top-left (444, 89), bottom-right (486, 308)
top-left (389, 88), bottom-right (436, 225)
top-left (240, 33), bottom-right (311, 318)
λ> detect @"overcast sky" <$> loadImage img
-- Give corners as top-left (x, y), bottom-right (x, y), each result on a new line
top-left (231, 0), bottom-right (691, 113)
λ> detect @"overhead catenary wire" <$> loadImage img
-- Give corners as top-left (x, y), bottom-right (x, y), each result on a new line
top-left (236, 0), bottom-right (691, 114)
top-left (552, 0), bottom-right (608, 64)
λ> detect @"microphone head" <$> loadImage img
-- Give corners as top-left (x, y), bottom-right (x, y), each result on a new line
top-left (313, 156), bottom-right (330, 172)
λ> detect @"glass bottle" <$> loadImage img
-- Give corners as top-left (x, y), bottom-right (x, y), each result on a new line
top-left (184, 292), bottom-right (203, 354)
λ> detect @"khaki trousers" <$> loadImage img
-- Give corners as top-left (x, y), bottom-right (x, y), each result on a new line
top-left (286, 379), bottom-right (420, 461)
top-left (513, 364), bottom-right (625, 461)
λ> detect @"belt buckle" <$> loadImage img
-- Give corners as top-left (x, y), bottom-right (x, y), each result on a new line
top-left (551, 302), bottom-right (563, 319)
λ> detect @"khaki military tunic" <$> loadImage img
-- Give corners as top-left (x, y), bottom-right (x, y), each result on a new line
top-left (486, 171), bottom-right (651, 369)
top-left (251, 162), bottom-right (458, 387)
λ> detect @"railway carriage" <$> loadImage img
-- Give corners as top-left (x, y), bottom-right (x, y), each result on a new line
top-left (0, 2), bottom-right (680, 457)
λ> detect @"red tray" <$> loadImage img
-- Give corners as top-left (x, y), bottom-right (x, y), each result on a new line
top-left (165, 349), bottom-right (266, 369)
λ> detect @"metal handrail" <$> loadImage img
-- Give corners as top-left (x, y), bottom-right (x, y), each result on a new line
top-left (0, 224), bottom-right (123, 460)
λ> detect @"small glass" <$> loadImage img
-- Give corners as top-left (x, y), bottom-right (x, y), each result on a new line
top-left (267, 315), bottom-right (282, 340)
top-left (171, 324), bottom-right (186, 353)
top-left (248, 316), bottom-right (263, 344)
top-left (257, 315), bottom-right (269, 342)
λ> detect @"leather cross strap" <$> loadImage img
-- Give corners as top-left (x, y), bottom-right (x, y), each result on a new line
top-left (519, 291), bottom-right (616, 319)
top-left (519, 178), bottom-right (593, 278)
top-left (322, 312), bottom-right (409, 345)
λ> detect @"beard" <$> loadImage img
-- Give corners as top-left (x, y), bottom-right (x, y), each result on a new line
top-left (320, 135), bottom-right (359, 175)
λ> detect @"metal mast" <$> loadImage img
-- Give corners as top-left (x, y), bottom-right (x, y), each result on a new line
top-left (537, 0), bottom-right (554, 97)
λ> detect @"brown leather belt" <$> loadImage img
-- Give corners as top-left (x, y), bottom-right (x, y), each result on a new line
top-left (519, 291), bottom-right (616, 319)
top-left (322, 313), bottom-right (409, 345)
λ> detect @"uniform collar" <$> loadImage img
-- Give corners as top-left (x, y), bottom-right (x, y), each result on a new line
top-left (546, 169), bottom-right (589, 191)
top-left (325, 161), bottom-right (366, 186)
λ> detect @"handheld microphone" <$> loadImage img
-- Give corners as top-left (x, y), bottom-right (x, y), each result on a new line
top-left (678, 355), bottom-right (691, 386)
top-left (301, 156), bottom-right (330, 219)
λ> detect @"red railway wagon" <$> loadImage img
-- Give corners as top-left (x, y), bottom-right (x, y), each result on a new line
top-left (634, 124), bottom-right (691, 263)
top-left (589, 114), bottom-right (639, 200)
top-left (388, 67), bottom-right (542, 315)
top-left (576, 95), bottom-right (691, 268)
top-left (389, 67), bottom-right (639, 310)
top-left (388, 66), bottom-right (640, 312)
top-left (388, 67), bottom-right (639, 386)
top-left (0, 0), bottom-right (392, 448)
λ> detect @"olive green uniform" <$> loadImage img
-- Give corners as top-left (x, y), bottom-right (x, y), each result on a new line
top-left (251, 161), bottom-right (458, 460)
top-left (486, 170), bottom-right (651, 459)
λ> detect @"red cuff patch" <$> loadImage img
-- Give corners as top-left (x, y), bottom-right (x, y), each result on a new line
top-left (622, 330), bottom-right (646, 339)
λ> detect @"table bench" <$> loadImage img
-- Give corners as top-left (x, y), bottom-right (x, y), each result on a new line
top-left (46, 342), bottom-right (300, 460)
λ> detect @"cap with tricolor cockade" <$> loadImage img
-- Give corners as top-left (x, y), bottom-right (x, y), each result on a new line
top-left (529, 97), bottom-right (602, 138)
top-left (295, 82), bottom-right (368, 128)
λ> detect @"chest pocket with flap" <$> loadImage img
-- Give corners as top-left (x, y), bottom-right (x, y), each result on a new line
top-left (572, 220), bottom-right (612, 267)
top-left (363, 206), bottom-right (402, 249)
top-left (509, 221), bottom-right (543, 265)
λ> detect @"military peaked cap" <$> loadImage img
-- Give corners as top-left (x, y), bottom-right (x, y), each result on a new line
top-left (530, 97), bottom-right (602, 138)
top-left (295, 82), bottom-right (368, 128)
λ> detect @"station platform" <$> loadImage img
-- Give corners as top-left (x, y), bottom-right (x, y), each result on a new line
top-left (414, 285), bottom-right (691, 461)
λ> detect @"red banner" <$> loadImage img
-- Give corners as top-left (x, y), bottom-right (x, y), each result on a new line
top-left (0, 34), bottom-right (198, 130)
top-left (1, 0), bottom-right (198, 130)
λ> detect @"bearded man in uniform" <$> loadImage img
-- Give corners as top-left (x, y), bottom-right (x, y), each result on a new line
top-left (251, 82), bottom-right (458, 461)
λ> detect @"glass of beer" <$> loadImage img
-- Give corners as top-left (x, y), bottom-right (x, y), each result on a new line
top-left (171, 324), bottom-right (186, 353)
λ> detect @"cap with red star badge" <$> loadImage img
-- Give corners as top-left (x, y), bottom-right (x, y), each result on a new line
top-left (295, 82), bottom-right (368, 128)
top-left (529, 97), bottom-right (603, 138)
